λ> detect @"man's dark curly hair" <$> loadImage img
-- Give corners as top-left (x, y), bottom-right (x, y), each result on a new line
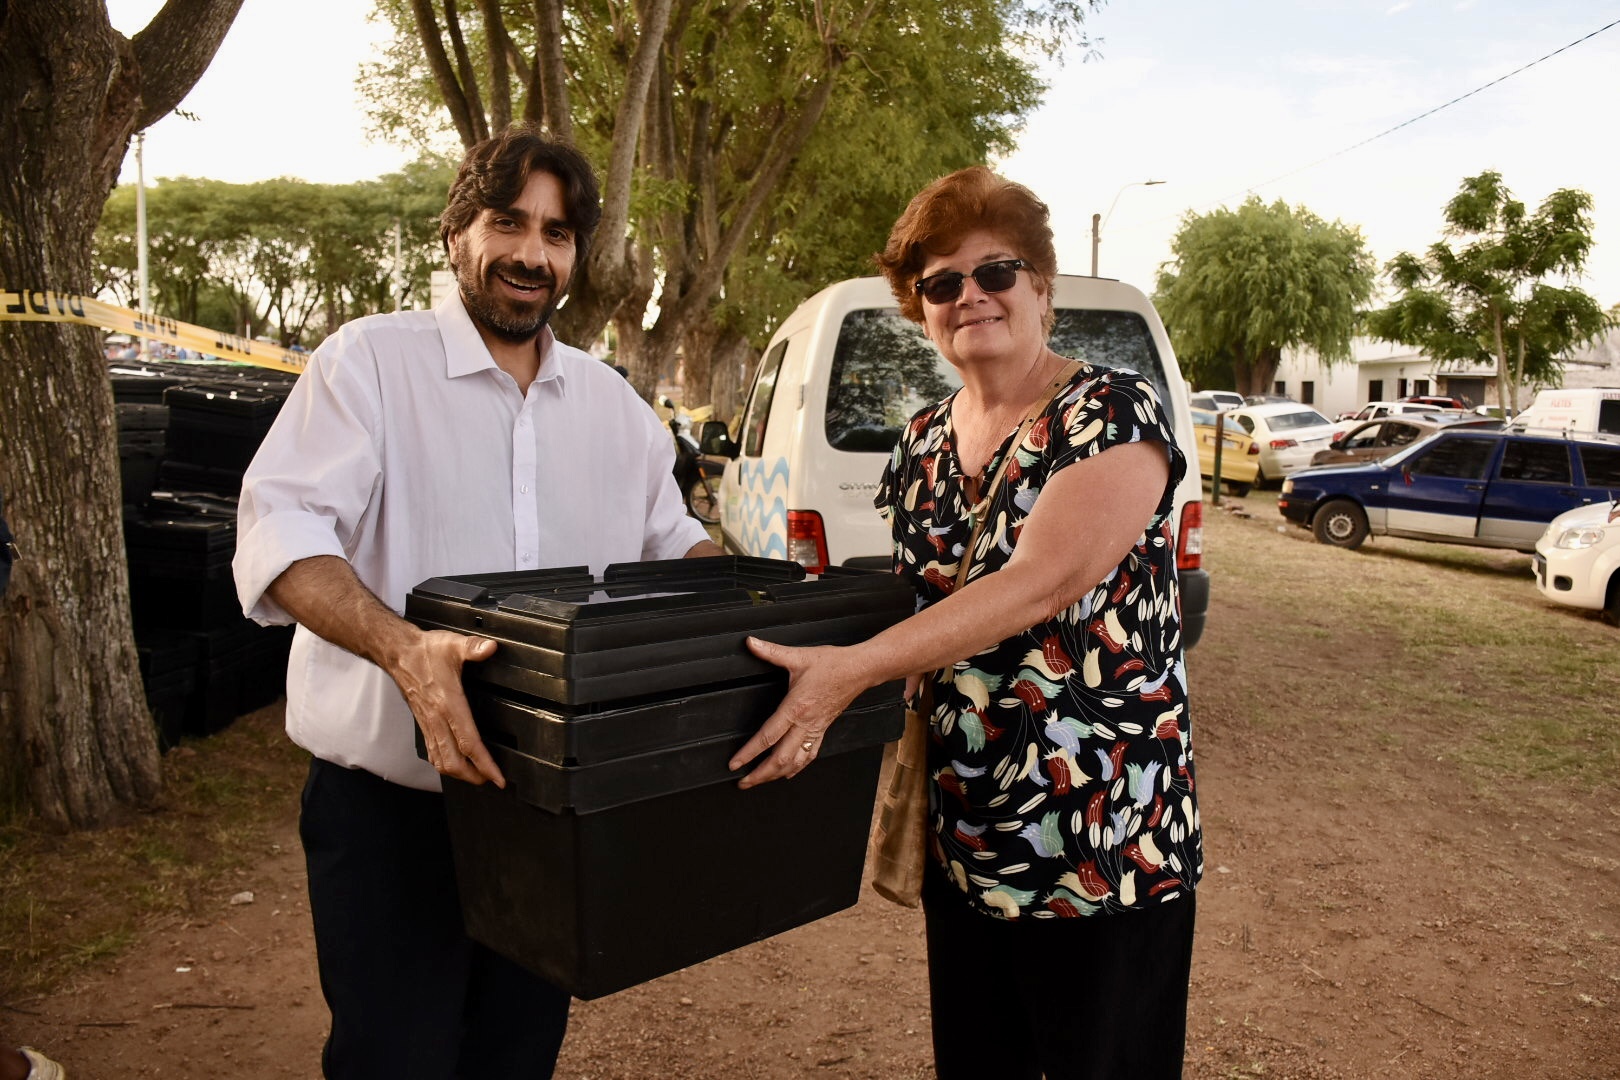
top-left (439, 126), bottom-right (603, 261)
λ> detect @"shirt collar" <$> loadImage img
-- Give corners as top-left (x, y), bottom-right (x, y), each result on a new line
top-left (435, 288), bottom-right (567, 391)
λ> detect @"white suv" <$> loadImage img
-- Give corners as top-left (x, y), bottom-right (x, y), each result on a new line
top-left (703, 275), bottom-right (1211, 647)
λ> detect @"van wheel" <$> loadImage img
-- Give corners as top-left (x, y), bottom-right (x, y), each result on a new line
top-left (1312, 499), bottom-right (1368, 549)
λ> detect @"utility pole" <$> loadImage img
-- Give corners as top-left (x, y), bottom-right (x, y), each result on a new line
top-left (136, 132), bottom-right (150, 358)
top-left (1090, 180), bottom-right (1165, 277)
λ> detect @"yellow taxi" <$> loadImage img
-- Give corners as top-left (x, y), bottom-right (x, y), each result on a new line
top-left (1192, 407), bottom-right (1261, 496)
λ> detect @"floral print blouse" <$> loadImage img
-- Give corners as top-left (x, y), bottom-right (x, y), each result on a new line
top-left (875, 362), bottom-right (1202, 920)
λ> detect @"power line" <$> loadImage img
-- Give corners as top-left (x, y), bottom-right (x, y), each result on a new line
top-left (1142, 16), bottom-right (1620, 227)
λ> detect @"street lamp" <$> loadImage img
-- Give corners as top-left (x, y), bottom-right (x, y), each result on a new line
top-left (1090, 179), bottom-right (1165, 277)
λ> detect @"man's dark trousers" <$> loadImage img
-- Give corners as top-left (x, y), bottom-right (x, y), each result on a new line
top-left (301, 757), bottom-right (570, 1079)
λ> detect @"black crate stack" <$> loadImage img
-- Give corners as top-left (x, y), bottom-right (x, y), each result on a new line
top-left (404, 556), bottom-right (913, 998)
top-left (111, 360), bottom-right (300, 748)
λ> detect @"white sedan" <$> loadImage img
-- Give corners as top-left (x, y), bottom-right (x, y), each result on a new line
top-left (1227, 403), bottom-right (1342, 487)
top-left (1533, 499), bottom-right (1620, 625)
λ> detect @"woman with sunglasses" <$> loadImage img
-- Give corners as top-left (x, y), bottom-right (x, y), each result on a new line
top-left (730, 165), bottom-right (1200, 1079)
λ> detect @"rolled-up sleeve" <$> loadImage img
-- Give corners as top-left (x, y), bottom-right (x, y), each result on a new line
top-left (234, 335), bottom-right (384, 624)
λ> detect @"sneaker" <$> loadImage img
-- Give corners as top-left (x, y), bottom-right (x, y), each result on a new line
top-left (20, 1048), bottom-right (65, 1080)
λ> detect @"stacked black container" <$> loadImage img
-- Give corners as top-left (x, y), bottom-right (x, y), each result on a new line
top-left (405, 555), bottom-right (915, 999)
top-left (112, 360), bottom-right (300, 746)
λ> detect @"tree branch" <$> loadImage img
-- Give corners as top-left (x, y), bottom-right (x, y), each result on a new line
top-left (408, 0), bottom-right (480, 147)
top-left (443, 0), bottom-right (490, 143)
top-left (534, 0), bottom-right (572, 140)
top-left (592, 0), bottom-right (676, 281)
top-left (129, 0), bottom-right (246, 129)
top-left (479, 0), bottom-right (513, 132)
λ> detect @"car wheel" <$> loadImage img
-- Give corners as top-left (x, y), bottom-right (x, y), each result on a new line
top-left (1226, 480), bottom-right (1252, 498)
top-left (1604, 573), bottom-right (1620, 628)
top-left (1253, 464), bottom-right (1269, 490)
top-left (1311, 498), bottom-right (1369, 549)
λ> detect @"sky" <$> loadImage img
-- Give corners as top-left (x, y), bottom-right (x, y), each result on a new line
top-left (107, 0), bottom-right (1620, 309)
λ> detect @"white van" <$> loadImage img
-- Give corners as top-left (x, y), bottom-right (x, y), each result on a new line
top-left (1515, 387), bottom-right (1620, 437)
top-left (701, 275), bottom-right (1210, 647)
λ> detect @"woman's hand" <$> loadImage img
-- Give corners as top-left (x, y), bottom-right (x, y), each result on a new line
top-left (729, 637), bottom-right (873, 789)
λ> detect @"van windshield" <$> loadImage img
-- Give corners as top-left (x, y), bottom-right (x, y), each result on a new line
top-left (824, 308), bottom-right (1169, 454)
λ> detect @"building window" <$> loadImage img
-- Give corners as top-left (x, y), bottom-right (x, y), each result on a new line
top-left (1273, 380), bottom-right (1287, 396)
top-left (1368, 379), bottom-right (1383, 402)
top-left (1300, 381), bottom-right (1315, 404)
top-left (1397, 378), bottom-right (1409, 398)
top-left (1413, 379), bottom-right (1431, 396)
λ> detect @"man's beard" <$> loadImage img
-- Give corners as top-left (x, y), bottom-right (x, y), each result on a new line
top-left (455, 253), bottom-right (565, 344)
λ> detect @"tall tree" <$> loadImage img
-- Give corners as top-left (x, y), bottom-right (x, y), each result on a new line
top-left (361, 0), bottom-right (1092, 402)
top-left (0, 0), bottom-right (244, 828)
top-left (1365, 171), bottom-right (1611, 413)
top-left (1154, 197), bottom-right (1375, 397)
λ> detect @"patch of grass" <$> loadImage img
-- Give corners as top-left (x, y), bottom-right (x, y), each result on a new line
top-left (0, 705), bottom-right (307, 1002)
top-left (1206, 507), bottom-right (1620, 794)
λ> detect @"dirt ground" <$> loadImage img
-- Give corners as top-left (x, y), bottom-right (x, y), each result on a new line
top-left (7, 504), bottom-right (1620, 1078)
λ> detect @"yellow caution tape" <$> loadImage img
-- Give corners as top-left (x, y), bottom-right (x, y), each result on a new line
top-left (1, 288), bottom-right (307, 374)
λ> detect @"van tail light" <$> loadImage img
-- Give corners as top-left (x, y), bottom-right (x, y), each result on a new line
top-left (1247, 442), bottom-right (1260, 455)
top-left (786, 510), bottom-right (830, 574)
top-left (1269, 438), bottom-right (1297, 449)
top-left (1176, 499), bottom-right (1203, 572)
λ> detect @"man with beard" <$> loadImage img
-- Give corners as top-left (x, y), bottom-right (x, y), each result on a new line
top-left (234, 128), bottom-right (719, 1079)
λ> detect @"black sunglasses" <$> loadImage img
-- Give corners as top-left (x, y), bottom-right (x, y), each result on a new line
top-left (914, 258), bottom-right (1026, 305)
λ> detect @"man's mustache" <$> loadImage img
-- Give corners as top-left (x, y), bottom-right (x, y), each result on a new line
top-left (491, 263), bottom-right (557, 291)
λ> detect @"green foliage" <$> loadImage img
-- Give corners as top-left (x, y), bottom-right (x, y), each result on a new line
top-left (358, 0), bottom-right (1097, 401)
top-left (1365, 171), bottom-right (1612, 411)
top-left (93, 162), bottom-right (456, 346)
top-left (1154, 197), bottom-right (1375, 395)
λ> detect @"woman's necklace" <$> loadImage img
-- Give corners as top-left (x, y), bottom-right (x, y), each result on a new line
top-left (955, 347), bottom-right (1055, 485)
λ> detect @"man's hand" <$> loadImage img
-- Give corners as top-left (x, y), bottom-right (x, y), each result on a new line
top-left (393, 631), bottom-right (506, 787)
top-left (265, 555), bottom-right (505, 787)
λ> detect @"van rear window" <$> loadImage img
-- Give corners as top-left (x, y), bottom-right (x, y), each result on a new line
top-left (824, 308), bottom-right (1170, 454)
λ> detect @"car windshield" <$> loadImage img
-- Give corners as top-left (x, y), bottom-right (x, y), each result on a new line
top-left (824, 306), bottom-right (1171, 453)
top-left (1378, 428), bottom-right (1451, 468)
top-left (1265, 409), bottom-right (1332, 431)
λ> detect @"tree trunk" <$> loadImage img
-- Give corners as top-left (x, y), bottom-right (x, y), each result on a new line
top-left (680, 322), bottom-right (718, 409)
top-left (1491, 303), bottom-right (1514, 414)
top-left (1252, 345), bottom-right (1283, 399)
top-left (0, 0), bottom-right (244, 828)
top-left (706, 330), bottom-right (755, 429)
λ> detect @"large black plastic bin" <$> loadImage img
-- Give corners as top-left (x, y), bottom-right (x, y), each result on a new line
top-left (405, 556), bottom-right (913, 999)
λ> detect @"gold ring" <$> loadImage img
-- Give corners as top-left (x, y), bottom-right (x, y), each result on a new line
top-left (801, 739), bottom-right (815, 752)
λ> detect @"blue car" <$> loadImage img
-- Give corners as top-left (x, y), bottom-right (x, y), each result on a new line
top-left (1278, 424), bottom-right (1620, 551)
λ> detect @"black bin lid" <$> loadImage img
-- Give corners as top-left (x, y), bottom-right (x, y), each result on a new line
top-left (405, 556), bottom-right (915, 705)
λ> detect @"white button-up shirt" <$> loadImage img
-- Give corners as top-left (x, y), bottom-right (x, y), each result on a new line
top-left (234, 291), bottom-right (708, 790)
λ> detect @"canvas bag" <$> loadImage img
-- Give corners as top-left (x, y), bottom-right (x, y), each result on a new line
top-left (868, 360), bottom-right (1079, 907)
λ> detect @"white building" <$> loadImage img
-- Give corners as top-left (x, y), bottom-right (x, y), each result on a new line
top-left (1271, 337), bottom-right (1498, 418)
top-left (1272, 328), bottom-right (1620, 418)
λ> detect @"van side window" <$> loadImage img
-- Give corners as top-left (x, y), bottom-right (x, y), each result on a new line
top-left (1408, 437), bottom-right (1493, 480)
top-left (741, 339), bottom-right (789, 457)
top-left (1579, 444), bottom-right (1620, 486)
top-left (1497, 440), bottom-right (1571, 484)
top-left (1600, 399), bottom-right (1620, 436)
top-left (825, 310), bottom-right (957, 453)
